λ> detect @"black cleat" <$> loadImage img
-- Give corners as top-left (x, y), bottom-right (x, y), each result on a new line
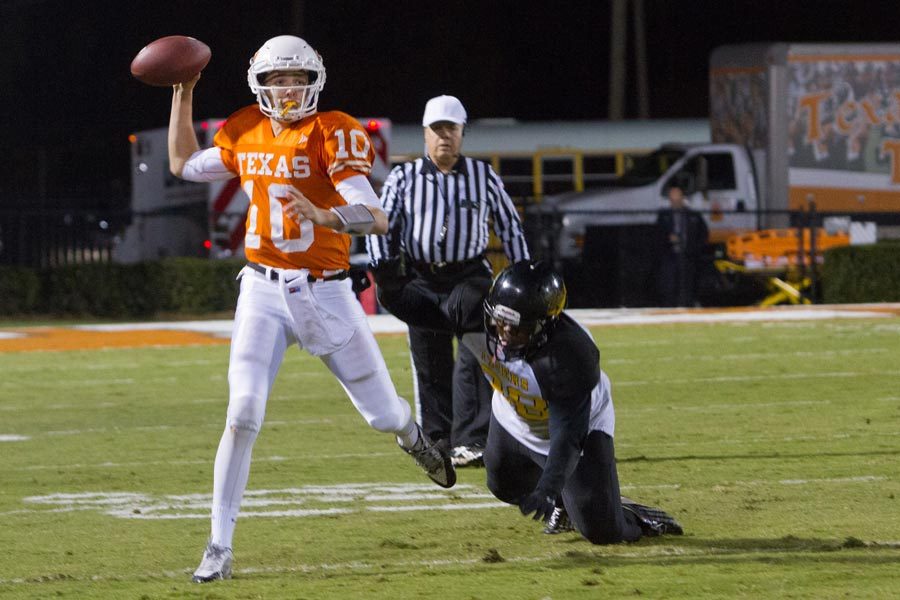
top-left (621, 497), bottom-right (684, 536)
top-left (543, 506), bottom-right (576, 534)
top-left (401, 425), bottom-right (457, 488)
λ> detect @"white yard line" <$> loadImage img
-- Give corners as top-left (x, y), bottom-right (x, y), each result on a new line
top-left (4, 475), bottom-right (887, 520)
top-left (11, 425), bottom-right (898, 471)
top-left (13, 452), bottom-right (399, 471)
top-left (5, 303), bottom-right (892, 340)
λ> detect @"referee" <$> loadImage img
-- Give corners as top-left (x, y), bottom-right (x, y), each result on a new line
top-left (367, 95), bottom-right (530, 467)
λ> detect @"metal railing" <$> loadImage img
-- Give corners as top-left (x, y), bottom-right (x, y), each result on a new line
top-left (0, 209), bottom-right (128, 268)
top-left (2, 202), bottom-right (895, 310)
top-left (1, 201), bottom-right (890, 268)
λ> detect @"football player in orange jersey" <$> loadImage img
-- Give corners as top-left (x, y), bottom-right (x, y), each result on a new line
top-left (167, 35), bottom-right (456, 583)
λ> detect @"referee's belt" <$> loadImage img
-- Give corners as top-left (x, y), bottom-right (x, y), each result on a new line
top-left (246, 262), bottom-right (349, 283)
top-left (411, 256), bottom-right (486, 276)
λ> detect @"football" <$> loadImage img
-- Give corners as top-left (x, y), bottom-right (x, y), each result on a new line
top-left (130, 36), bottom-right (211, 87)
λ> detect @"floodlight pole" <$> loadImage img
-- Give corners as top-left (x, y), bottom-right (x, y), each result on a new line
top-left (609, 0), bottom-right (651, 120)
top-left (609, 0), bottom-right (627, 120)
top-left (633, 0), bottom-right (649, 118)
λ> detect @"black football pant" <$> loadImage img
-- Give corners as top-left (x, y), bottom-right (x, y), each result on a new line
top-left (378, 261), bottom-right (493, 446)
top-left (376, 267), bottom-right (491, 336)
top-left (483, 414), bottom-right (643, 544)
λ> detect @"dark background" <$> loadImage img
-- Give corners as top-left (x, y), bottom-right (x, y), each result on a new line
top-left (2, 0), bottom-right (899, 206)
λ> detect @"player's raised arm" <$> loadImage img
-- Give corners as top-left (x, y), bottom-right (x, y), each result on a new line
top-left (168, 75), bottom-right (201, 177)
top-left (130, 36), bottom-right (210, 178)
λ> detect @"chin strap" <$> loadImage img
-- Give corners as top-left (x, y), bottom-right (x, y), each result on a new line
top-left (331, 204), bottom-right (376, 235)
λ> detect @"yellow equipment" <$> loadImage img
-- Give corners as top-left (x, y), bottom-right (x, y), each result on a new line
top-left (716, 228), bottom-right (850, 306)
top-left (726, 228), bottom-right (850, 267)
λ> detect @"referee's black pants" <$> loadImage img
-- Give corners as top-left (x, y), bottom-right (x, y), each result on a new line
top-left (407, 328), bottom-right (491, 446)
top-left (377, 259), bottom-right (493, 446)
top-left (483, 414), bottom-right (643, 544)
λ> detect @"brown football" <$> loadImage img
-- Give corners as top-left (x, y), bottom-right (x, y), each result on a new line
top-left (130, 36), bottom-right (211, 87)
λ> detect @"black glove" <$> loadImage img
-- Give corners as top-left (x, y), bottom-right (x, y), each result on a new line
top-left (518, 488), bottom-right (556, 522)
top-left (445, 278), bottom-right (491, 336)
top-left (370, 255), bottom-right (413, 292)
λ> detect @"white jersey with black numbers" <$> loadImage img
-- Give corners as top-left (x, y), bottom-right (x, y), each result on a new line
top-left (461, 315), bottom-right (615, 457)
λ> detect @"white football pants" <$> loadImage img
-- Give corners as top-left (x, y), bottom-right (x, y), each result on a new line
top-left (210, 267), bottom-right (411, 548)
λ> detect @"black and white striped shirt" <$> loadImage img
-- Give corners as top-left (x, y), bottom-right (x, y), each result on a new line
top-left (367, 156), bottom-right (530, 265)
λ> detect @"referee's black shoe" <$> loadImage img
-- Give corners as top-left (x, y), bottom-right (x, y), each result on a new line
top-left (450, 444), bottom-right (485, 468)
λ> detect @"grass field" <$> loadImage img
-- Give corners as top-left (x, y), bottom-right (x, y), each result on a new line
top-left (1, 312), bottom-right (898, 599)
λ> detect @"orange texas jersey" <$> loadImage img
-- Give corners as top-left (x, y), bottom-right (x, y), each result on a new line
top-left (214, 106), bottom-right (375, 272)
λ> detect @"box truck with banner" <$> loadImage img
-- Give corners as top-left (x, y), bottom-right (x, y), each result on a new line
top-left (537, 43), bottom-right (899, 305)
top-left (710, 42), bottom-right (900, 229)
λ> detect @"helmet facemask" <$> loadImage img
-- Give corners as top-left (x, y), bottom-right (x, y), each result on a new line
top-left (253, 73), bottom-right (322, 122)
top-left (484, 300), bottom-right (552, 361)
top-left (482, 261), bottom-right (567, 362)
top-left (247, 35), bottom-right (326, 122)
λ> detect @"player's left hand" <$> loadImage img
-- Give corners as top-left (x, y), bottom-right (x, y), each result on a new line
top-left (282, 187), bottom-right (320, 223)
top-left (283, 187), bottom-right (346, 231)
top-left (519, 489), bottom-right (556, 522)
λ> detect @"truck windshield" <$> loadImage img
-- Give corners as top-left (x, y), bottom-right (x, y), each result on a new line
top-left (617, 148), bottom-right (685, 186)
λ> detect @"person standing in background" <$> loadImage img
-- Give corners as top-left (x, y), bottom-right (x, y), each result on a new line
top-left (656, 184), bottom-right (708, 307)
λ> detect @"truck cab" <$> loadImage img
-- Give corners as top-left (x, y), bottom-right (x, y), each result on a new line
top-left (535, 143), bottom-right (760, 263)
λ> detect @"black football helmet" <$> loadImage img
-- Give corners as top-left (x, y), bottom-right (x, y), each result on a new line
top-left (484, 261), bottom-right (567, 360)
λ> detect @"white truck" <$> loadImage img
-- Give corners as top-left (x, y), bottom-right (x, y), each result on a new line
top-left (539, 141), bottom-right (761, 260)
top-left (539, 42), bottom-right (900, 271)
top-left (114, 117), bottom-right (392, 263)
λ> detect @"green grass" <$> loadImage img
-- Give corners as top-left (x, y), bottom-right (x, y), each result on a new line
top-left (1, 317), bottom-right (898, 599)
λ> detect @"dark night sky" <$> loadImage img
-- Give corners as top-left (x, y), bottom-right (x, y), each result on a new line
top-left (2, 0), bottom-right (899, 205)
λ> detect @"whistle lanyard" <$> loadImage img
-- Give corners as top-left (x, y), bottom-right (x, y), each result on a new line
top-left (430, 170), bottom-right (452, 257)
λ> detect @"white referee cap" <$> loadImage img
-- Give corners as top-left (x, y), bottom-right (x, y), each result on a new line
top-left (422, 95), bottom-right (467, 127)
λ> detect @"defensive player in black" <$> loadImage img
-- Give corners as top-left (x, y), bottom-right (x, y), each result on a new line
top-left (472, 261), bottom-right (683, 541)
top-left (449, 261), bottom-right (683, 542)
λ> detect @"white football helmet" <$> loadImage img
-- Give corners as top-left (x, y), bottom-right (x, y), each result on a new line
top-left (248, 35), bottom-right (326, 122)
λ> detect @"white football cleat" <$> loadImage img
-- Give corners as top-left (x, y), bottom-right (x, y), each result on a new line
top-left (191, 541), bottom-right (233, 583)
